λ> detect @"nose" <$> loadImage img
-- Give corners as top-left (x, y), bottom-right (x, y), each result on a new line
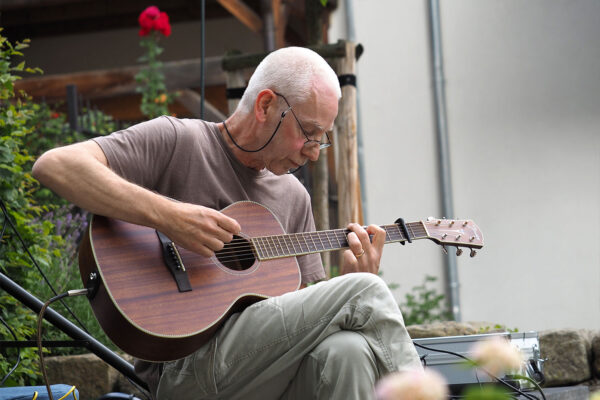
top-left (302, 143), bottom-right (321, 162)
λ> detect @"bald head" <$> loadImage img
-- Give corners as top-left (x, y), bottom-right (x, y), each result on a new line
top-left (237, 47), bottom-right (341, 115)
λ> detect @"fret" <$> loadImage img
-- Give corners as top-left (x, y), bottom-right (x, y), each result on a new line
top-left (407, 223), bottom-right (416, 240)
top-left (263, 236), bottom-right (274, 258)
top-left (323, 231), bottom-right (335, 250)
top-left (335, 229), bottom-right (348, 248)
top-left (319, 231), bottom-right (333, 250)
top-left (251, 238), bottom-right (264, 259)
top-left (281, 234), bottom-right (292, 256)
top-left (293, 233), bottom-right (305, 254)
top-left (300, 234), bottom-right (311, 254)
top-left (256, 237), bottom-right (267, 258)
top-left (275, 236), bottom-right (285, 257)
top-left (286, 234), bottom-right (298, 255)
top-left (314, 232), bottom-right (325, 251)
top-left (307, 232), bottom-right (318, 253)
top-left (383, 226), bottom-right (393, 242)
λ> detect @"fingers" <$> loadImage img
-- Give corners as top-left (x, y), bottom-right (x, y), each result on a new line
top-left (170, 204), bottom-right (242, 256)
top-left (341, 223), bottom-right (386, 275)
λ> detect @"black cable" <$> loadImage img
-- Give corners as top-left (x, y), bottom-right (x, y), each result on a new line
top-left (37, 289), bottom-right (88, 400)
top-left (37, 292), bottom-right (70, 400)
top-left (0, 198), bottom-right (89, 333)
top-left (0, 315), bottom-right (21, 387)
top-left (413, 341), bottom-right (545, 400)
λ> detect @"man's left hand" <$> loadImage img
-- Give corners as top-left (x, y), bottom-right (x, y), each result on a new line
top-left (340, 223), bottom-right (386, 275)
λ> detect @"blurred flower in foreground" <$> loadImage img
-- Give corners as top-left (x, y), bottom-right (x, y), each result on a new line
top-left (375, 369), bottom-right (448, 400)
top-left (471, 336), bottom-right (522, 376)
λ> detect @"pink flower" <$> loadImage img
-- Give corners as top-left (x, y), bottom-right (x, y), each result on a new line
top-left (471, 336), bottom-right (523, 376)
top-left (375, 369), bottom-right (448, 400)
top-left (138, 6), bottom-right (171, 37)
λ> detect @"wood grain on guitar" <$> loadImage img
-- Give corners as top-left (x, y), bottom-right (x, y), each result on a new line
top-left (78, 201), bottom-right (484, 361)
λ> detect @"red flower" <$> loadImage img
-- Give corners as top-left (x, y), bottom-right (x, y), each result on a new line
top-left (51, 112), bottom-right (60, 119)
top-left (154, 12), bottom-right (171, 36)
top-left (138, 6), bottom-right (171, 37)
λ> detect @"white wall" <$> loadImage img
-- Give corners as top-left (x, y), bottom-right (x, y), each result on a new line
top-left (330, 0), bottom-right (600, 331)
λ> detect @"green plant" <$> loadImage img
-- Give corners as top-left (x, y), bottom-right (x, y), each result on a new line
top-left (0, 31), bottom-right (54, 386)
top-left (0, 31), bottom-right (116, 386)
top-left (135, 5), bottom-right (173, 119)
top-left (399, 275), bottom-right (452, 325)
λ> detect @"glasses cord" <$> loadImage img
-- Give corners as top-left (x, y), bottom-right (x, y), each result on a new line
top-left (222, 118), bottom-right (282, 153)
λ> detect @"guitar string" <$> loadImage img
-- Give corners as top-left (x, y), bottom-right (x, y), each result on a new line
top-left (168, 220), bottom-right (472, 264)
top-left (212, 233), bottom-right (419, 262)
top-left (213, 227), bottom-right (418, 254)
top-left (210, 224), bottom-right (428, 258)
top-left (212, 234), bottom-right (471, 262)
top-left (174, 223), bottom-right (443, 262)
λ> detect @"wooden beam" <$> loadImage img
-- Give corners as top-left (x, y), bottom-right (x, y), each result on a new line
top-left (15, 57), bottom-right (228, 101)
top-left (272, 0), bottom-right (287, 48)
top-left (222, 39), bottom-right (354, 71)
top-left (175, 89), bottom-right (227, 122)
top-left (217, 0), bottom-right (263, 33)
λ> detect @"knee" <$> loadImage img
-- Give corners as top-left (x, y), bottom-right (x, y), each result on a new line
top-left (316, 330), bottom-right (374, 366)
top-left (339, 272), bottom-right (388, 292)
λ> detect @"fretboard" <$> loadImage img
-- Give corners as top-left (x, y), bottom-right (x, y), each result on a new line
top-left (251, 222), bottom-right (427, 260)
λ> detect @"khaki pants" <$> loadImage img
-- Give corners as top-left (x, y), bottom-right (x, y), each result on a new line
top-left (156, 273), bottom-right (421, 400)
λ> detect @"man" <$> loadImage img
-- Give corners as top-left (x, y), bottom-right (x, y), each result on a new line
top-left (33, 47), bottom-right (421, 399)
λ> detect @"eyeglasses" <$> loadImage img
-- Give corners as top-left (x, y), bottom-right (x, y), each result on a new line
top-left (274, 92), bottom-right (332, 150)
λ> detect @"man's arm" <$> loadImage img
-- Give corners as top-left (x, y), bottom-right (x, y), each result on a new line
top-left (32, 140), bottom-right (240, 257)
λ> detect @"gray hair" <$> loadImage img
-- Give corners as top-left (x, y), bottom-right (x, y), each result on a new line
top-left (237, 46), bottom-right (341, 114)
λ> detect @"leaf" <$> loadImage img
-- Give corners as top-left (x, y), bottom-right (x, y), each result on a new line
top-left (320, 0), bottom-right (328, 6)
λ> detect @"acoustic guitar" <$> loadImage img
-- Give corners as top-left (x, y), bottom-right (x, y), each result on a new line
top-left (78, 201), bottom-right (483, 361)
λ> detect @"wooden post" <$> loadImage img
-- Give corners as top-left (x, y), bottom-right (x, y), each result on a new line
top-left (335, 41), bottom-right (361, 228)
top-left (305, 0), bottom-right (330, 276)
top-left (225, 70), bottom-right (246, 115)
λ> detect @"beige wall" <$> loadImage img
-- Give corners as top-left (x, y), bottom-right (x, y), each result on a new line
top-left (330, 0), bottom-right (600, 330)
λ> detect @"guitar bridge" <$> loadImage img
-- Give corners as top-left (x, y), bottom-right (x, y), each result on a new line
top-left (156, 230), bottom-right (192, 292)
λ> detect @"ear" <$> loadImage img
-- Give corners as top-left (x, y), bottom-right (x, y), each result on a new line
top-left (254, 89), bottom-right (277, 123)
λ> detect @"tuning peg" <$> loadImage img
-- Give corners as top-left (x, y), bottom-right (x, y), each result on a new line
top-left (456, 248), bottom-right (463, 256)
top-left (470, 249), bottom-right (477, 258)
top-left (441, 245), bottom-right (448, 255)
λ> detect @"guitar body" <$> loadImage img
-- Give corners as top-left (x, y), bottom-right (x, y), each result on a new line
top-left (79, 201), bottom-right (301, 362)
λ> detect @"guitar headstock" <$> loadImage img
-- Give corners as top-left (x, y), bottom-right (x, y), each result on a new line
top-left (423, 217), bottom-right (484, 256)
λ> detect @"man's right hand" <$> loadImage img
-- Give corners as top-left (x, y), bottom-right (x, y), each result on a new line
top-left (161, 202), bottom-right (241, 258)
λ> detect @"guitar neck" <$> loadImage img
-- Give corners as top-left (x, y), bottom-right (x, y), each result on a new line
top-left (252, 222), bottom-right (427, 260)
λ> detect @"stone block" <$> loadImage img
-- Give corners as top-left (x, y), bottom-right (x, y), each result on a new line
top-left (593, 333), bottom-right (600, 378)
top-left (407, 321), bottom-right (477, 338)
top-left (45, 353), bottom-right (117, 399)
top-left (540, 329), bottom-right (591, 386)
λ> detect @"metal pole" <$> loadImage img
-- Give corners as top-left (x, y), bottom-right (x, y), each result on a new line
top-left (428, 0), bottom-right (461, 321)
top-left (200, 0), bottom-right (206, 119)
top-left (0, 272), bottom-right (148, 390)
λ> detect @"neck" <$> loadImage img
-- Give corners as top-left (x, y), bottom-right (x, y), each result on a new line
top-left (219, 114), bottom-right (265, 170)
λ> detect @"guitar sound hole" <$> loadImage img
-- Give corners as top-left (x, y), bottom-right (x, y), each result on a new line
top-left (215, 235), bottom-right (256, 271)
